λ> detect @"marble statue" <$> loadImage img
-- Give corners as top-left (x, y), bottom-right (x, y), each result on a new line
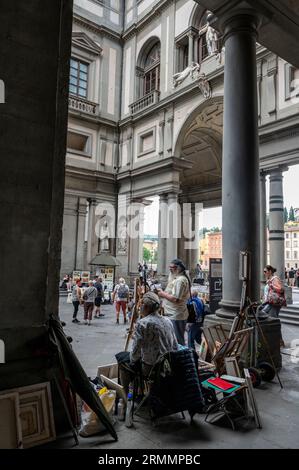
top-left (206, 25), bottom-right (219, 56)
top-left (99, 220), bottom-right (110, 251)
top-left (173, 62), bottom-right (201, 88)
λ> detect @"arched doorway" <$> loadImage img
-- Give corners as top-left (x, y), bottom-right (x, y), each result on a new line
top-left (173, 97), bottom-right (223, 272)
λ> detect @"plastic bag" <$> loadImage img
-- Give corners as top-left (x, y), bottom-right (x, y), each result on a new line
top-left (79, 388), bottom-right (116, 437)
top-left (67, 292), bottom-right (72, 304)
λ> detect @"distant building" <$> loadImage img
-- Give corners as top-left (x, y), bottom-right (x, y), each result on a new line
top-left (143, 238), bottom-right (158, 252)
top-left (285, 222), bottom-right (299, 269)
top-left (200, 231), bottom-right (222, 270)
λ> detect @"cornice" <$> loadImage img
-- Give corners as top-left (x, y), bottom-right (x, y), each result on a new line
top-left (68, 108), bottom-right (119, 129)
top-left (73, 13), bottom-right (123, 43)
top-left (260, 149), bottom-right (299, 171)
top-left (65, 165), bottom-right (116, 183)
top-left (259, 115), bottom-right (299, 142)
top-left (123, 0), bottom-right (173, 41)
top-left (116, 156), bottom-right (192, 181)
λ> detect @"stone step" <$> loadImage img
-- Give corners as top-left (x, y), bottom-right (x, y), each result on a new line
top-left (281, 305), bottom-right (299, 314)
top-left (280, 304), bottom-right (299, 325)
top-left (280, 318), bottom-right (299, 326)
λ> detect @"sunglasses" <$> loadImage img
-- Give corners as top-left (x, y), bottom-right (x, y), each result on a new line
top-left (263, 270), bottom-right (268, 273)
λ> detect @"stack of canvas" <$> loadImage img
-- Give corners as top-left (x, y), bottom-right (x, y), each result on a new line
top-left (0, 382), bottom-right (55, 449)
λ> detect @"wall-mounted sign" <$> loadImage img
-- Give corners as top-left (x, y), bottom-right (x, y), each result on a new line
top-left (209, 258), bottom-right (222, 314)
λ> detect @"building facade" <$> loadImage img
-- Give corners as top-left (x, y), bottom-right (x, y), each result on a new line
top-left (200, 231), bottom-right (222, 270)
top-left (285, 223), bottom-right (299, 270)
top-left (60, 0), bottom-right (299, 285)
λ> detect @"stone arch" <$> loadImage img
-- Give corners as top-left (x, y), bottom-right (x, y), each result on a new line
top-left (135, 36), bottom-right (161, 99)
top-left (174, 95), bottom-right (223, 157)
top-left (136, 36), bottom-right (161, 70)
top-left (174, 95), bottom-right (224, 202)
top-left (189, 3), bottom-right (207, 30)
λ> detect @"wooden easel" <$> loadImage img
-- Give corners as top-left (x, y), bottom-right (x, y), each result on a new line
top-left (124, 278), bottom-right (142, 351)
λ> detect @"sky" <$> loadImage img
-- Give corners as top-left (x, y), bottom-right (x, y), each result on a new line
top-left (143, 164), bottom-right (299, 235)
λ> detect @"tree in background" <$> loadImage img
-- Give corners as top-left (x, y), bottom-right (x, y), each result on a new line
top-left (143, 247), bottom-right (151, 262)
top-left (284, 207), bottom-right (288, 224)
top-left (289, 206), bottom-right (295, 222)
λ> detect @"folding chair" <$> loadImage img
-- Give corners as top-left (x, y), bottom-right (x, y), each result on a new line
top-left (204, 385), bottom-right (250, 430)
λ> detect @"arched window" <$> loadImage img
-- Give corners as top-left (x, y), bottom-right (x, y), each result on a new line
top-left (143, 42), bottom-right (160, 96)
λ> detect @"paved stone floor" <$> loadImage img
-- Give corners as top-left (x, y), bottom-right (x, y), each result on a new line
top-left (54, 297), bottom-right (299, 449)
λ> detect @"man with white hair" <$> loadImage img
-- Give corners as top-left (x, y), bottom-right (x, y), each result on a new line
top-left (157, 259), bottom-right (190, 345)
top-left (118, 292), bottom-right (178, 391)
top-left (130, 292), bottom-right (178, 376)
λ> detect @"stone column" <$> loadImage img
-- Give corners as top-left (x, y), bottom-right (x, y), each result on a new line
top-left (158, 119), bottom-right (165, 157)
top-left (128, 200), bottom-right (149, 273)
top-left (189, 202), bottom-right (200, 277)
top-left (157, 194), bottom-right (168, 274)
top-left (260, 171), bottom-right (267, 278)
top-left (217, 11), bottom-right (261, 318)
top-left (166, 193), bottom-right (179, 268)
top-left (269, 168), bottom-right (285, 281)
top-left (188, 32), bottom-right (194, 65)
top-left (75, 197), bottom-right (87, 271)
top-left (166, 115), bottom-right (174, 157)
top-left (86, 198), bottom-right (98, 265)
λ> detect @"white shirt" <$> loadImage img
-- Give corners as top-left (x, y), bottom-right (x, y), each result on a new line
top-left (163, 274), bottom-right (189, 321)
top-left (130, 312), bottom-right (178, 366)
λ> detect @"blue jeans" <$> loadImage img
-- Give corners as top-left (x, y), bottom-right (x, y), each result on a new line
top-left (187, 323), bottom-right (202, 349)
top-left (171, 320), bottom-right (186, 346)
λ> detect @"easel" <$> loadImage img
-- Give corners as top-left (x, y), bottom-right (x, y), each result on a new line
top-left (237, 251), bottom-right (283, 389)
top-left (203, 251), bottom-right (283, 388)
top-left (124, 278), bottom-right (139, 351)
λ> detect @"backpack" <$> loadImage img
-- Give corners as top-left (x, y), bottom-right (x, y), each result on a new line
top-left (117, 284), bottom-right (128, 299)
top-left (95, 282), bottom-right (103, 297)
top-left (187, 297), bottom-right (204, 323)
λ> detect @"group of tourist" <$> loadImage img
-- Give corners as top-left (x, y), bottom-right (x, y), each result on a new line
top-left (285, 267), bottom-right (299, 287)
top-left (70, 277), bottom-right (104, 325)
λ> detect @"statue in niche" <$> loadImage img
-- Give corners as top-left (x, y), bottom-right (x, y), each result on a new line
top-left (217, 46), bottom-right (225, 66)
top-left (99, 220), bottom-right (110, 252)
top-left (198, 76), bottom-right (212, 99)
top-left (117, 220), bottom-right (127, 253)
top-left (173, 62), bottom-right (201, 88)
top-left (206, 14), bottom-right (219, 56)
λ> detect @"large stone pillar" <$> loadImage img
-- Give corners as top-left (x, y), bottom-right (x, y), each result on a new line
top-left (217, 11), bottom-right (261, 318)
top-left (75, 197), bottom-right (87, 270)
top-left (157, 194), bottom-right (168, 274)
top-left (269, 168), bottom-right (285, 281)
top-left (0, 0), bottom-right (73, 393)
top-left (87, 198), bottom-right (98, 265)
top-left (189, 202), bottom-right (200, 276)
top-left (260, 171), bottom-right (268, 278)
top-left (188, 32), bottom-right (194, 65)
top-left (166, 192), bottom-right (179, 268)
top-left (128, 200), bottom-right (150, 274)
